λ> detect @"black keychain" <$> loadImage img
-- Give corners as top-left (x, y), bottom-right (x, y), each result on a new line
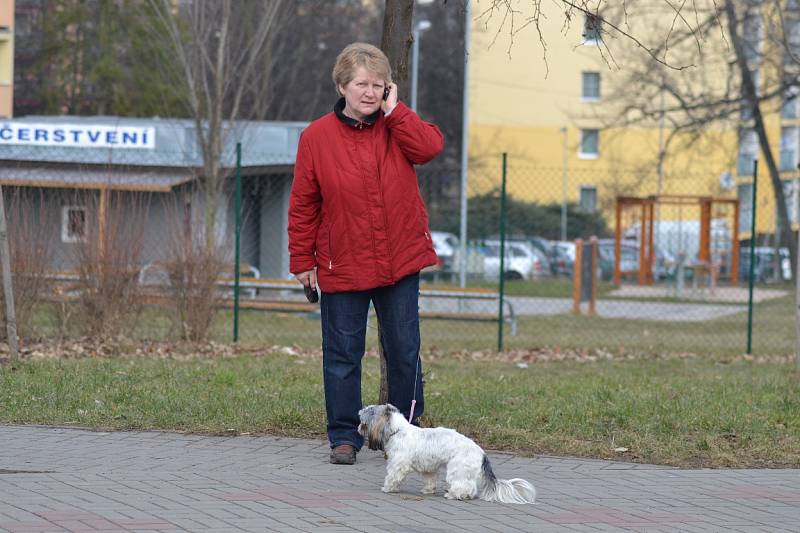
top-left (304, 283), bottom-right (319, 303)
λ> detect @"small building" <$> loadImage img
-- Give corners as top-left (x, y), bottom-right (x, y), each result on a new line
top-left (0, 115), bottom-right (306, 279)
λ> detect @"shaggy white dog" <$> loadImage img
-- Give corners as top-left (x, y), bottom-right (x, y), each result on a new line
top-left (358, 404), bottom-right (536, 504)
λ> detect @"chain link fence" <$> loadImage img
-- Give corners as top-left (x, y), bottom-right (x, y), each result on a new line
top-left (0, 145), bottom-right (795, 356)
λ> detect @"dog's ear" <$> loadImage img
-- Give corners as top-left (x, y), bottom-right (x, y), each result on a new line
top-left (367, 412), bottom-right (388, 451)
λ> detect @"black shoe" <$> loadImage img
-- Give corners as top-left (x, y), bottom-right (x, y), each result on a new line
top-left (329, 444), bottom-right (357, 465)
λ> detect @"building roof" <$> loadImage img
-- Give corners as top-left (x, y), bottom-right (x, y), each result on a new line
top-left (0, 115), bottom-right (307, 168)
top-left (0, 165), bottom-right (195, 192)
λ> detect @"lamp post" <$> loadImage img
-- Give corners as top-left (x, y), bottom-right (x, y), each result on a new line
top-left (458, 1), bottom-right (471, 288)
top-left (410, 20), bottom-right (432, 112)
top-left (561, 127), bottom-right (568, 242)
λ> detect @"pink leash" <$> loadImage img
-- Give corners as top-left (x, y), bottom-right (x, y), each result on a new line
top-left (408, 400), bottom-right (416, 423)
top-left (408, 352), bottom-right (420, 423)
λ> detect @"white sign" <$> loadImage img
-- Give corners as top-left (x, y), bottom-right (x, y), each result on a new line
top-left (0, 123), bottom-right (156, 149)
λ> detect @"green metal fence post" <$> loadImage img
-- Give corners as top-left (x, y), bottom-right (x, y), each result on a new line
top-left (498, 153), bottom-right (508, 352)
top-left (233, 142), bottom-right (243, 343)
top-left (746, 159), bottom-right (758, 354)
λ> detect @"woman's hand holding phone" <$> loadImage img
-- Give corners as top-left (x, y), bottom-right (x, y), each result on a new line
top-left (381, 82), bottom-right (398, 114)
top-left (295, 269), bottom-right (318, 303)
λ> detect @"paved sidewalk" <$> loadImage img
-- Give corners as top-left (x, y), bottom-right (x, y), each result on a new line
top-left (421, 296), bottom-right (746, 321)
top-left (0, 426), bottom-right (797, 532)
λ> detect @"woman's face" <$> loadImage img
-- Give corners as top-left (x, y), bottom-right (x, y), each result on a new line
top-left (339, 65), bottom-right (386, 120)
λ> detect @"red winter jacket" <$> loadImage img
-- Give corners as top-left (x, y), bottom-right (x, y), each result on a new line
top-left (288, 100), bottom-right (444, 293)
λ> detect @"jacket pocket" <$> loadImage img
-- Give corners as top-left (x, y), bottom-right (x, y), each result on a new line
top-left (321, 220), bottom-right (346, 271)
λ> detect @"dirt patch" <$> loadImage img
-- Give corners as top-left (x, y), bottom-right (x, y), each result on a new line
top-left (0, 338), bottom-right (793, 366)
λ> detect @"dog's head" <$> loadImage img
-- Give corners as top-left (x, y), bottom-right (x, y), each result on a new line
top-left (358, 404), bottom-right (400, 451)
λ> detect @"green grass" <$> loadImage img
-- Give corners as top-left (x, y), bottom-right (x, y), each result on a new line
top-left (22, 280), bottom-right (795, 356)
top-left (230, 293), bottom-right (795, 356)
top-left (1, 353), bottom-right (798, 468)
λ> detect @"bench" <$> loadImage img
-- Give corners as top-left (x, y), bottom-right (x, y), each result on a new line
top-left (44, 272), bottom-right (516, 335)
top-left (418, 287), bottom-right (517, 336)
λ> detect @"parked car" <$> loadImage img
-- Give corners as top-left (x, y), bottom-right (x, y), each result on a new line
top-left (739, 247), bottom-right (792, 282)
top-left (482, 240), bottom-right (545, 280)
top-left (430, 231), bottom-right (459, 271)
top-left (549, 241), bottom-right (576, 277)
top-left (597, 239), bottom-right (677, 281)
top-left (485, 234), bottom-right (554, 275)
top-left (597, 239), bottom-right (638, 281)
top-left (528, 236), bottom-right (553, 258)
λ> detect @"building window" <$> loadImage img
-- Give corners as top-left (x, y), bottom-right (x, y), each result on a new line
top-left (583, 14), bottom-right (602, 44)
top-left (742, 13), bottom-right (763, 64)
top-left (579, 129), bottom-right (599, 158)
top-left (738, 183), bottom-right (754, 234)
top-left (581, 72), bottom-right (601, 100)
top-left (782, 179), bottom-right (800, 224)
top-left (737, 128), bottom-right (758, 175)
top-left (579, 186), bottom-right (598, 213)
top-left (781, 126), bottom-right (798, 171)
top-left (786, 18), bottom-right (800, 64)
top-left (782, 83), bottom-right (798, 118)
top-left (61, 206), bottom-right (87, 243)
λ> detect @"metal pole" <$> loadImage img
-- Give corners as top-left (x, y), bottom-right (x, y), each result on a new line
top-left (458, 0), bottom-right (471, 288)
top-left (411, 26), bottom-right (420, 112)
top-left (0, 185), bottom-right (18, 360)
top-left (746, 159), bottom-right (758, 355)
top-left (561, 127), bottom-right (568, 242)
top-left (655, 87), bottom-right (665, 259)
top-left (796, 222), bottom-right (800, 368)
top-left (498, 153), bottom-right (507, 352)
top-left (656, 88), bottom-right (665, 195)
top-left (233, 142), bottom-right (242, 343)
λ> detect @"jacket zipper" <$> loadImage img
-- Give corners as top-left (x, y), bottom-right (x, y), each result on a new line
top-left (328, 226), bottom-right (334, 270)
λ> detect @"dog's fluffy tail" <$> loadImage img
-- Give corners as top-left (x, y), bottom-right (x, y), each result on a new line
top-left (478, 454), bottom-right (536, 504)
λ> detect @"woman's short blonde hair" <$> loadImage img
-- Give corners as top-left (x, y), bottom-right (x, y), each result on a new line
top-left (332, 43), bottom-right (392, 95)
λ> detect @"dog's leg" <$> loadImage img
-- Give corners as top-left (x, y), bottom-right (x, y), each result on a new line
top-left (382, 460), bottom-right (413, 493)
top-left (443, 465), bottom-right (477, 501)
top-left (421, 471), bottom-right (437, 495)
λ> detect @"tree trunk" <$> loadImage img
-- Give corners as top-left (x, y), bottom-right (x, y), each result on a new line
top-left (379, 0), bottom-right (415, 405)
top-left (380, 0), bottom-right (415, 100)
top-left (725, 0), bottom-right (797, 274)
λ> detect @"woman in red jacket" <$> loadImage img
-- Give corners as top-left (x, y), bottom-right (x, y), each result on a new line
top-left (288, 42), bottom-right (444, 465)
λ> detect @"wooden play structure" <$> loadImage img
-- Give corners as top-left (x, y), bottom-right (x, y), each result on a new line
top-left (572, 237), bottom-right (598, 315)
top-left (614, 195), bottom-right (740, 286)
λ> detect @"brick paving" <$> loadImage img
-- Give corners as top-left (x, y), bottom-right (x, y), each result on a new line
top-left (0, 426), bottom-right (797, 532)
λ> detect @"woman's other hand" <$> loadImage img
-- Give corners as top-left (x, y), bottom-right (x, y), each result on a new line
top-left (382, 82), bottom-right (398, 114)
top-left (295, 269), bottom-right (317, 290)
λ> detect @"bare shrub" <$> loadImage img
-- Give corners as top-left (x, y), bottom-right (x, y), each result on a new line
top-left (161, 193), bottom-right (228, 342)
top-left (72, 190), bottom-right (149, 338)
top-left (0, 188), bottom-right (55, 340)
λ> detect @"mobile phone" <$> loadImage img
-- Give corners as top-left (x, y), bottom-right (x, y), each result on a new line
top-left (383, 87), bottom-right (390, 101)
top-left (304, 283), bottom-right (319, 303)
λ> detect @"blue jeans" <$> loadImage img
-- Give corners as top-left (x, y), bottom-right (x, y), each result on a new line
top-left (320, 273), bottom-right (424, 450)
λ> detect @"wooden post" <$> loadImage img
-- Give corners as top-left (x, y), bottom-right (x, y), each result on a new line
top-left (699, 198), bottom-right (712, 288)
top-left (638, 201), bottom-right (647, 285)
top-left (0, 185), bottom-right (18, 360)
top-left (699, 198), bottom-right (711, 264)
top-left (614, 199), bottom-right (622, 285)
top-left (572, 238), bottom-right (583, 314)
top-left (98, 188), bottom-right (108, 261)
